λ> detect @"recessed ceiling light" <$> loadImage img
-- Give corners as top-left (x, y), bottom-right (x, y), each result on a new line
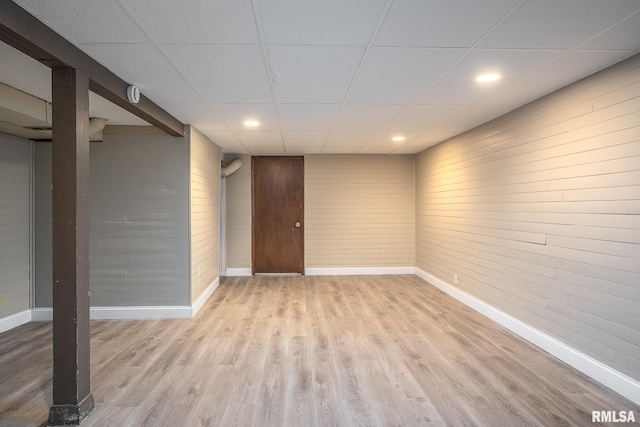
top-left (243, 120), bottom-right (260, 127)
top-left (476, 73), bottom-right (501, 83)
top-left (392, 136), bottom-right (406, 142)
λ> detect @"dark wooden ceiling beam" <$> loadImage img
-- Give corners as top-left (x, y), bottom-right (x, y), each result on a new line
top-left (87, 61), bottom-right (185, 137)
top-left (0, 1), bottom-right (185, 137)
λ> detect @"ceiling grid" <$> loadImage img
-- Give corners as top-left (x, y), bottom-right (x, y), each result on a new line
top-left (2, 0), bottom-right (639, 154)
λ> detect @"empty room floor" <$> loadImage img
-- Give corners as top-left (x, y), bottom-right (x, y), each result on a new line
top-left (1, 275), bottom-right (638, 426)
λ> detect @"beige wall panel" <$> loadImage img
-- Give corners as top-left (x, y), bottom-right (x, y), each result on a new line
top-left (425, 80), bottom-right (640, 171)
top-left (224, 153), bottom-right (415, 271)
top-left (190, 127), bottom-right (221, 303)
top-left (224, 154), bottom-right (251, 269)
top-left (457, 61), bottom-right (640, 153)
top-left (415, 54), bottom-right (640, 381)
top-left (305, 154), bottom-right (414, 268)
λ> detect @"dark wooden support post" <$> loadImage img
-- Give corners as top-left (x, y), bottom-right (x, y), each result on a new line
top-left (47, 66), bottom-right (94, 426)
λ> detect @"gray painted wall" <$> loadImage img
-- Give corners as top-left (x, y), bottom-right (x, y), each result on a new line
top-left (34, 141), bottom-right (51, 308)
top-left (415, 54), bottom-right (640, 381)
top-left (35, 128), bottom-right (191, 307)
top-left (0, 133), bottom-right (30, 319)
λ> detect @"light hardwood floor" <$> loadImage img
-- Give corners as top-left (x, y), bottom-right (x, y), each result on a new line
top-left (1, 275), bottom-right (638, 426)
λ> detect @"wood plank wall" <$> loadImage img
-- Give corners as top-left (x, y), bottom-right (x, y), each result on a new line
top-left (305, 154), bottom-right (414, 269)
top-left (0, 134), bottom-right (30, 318)
top-left (223, 154), bottom-right (415, 272)
top-left (415, 54), bottom-right (640, 381)
top-left (34, 128), bottom-right (191, 307)
top-left (190, 127), bottom-right (221, 302)
top-left (223, 153), bottom-right (251, 270)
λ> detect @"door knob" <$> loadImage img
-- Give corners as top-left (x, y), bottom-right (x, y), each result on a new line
top-left (295, 222), bottom-right (301, 228)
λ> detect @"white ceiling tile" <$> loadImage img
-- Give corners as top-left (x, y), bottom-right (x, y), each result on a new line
top-left (286, 145), bottom-right (324, 154)
top-left (580, 11), bottom-right (640, 50)
top-left (480, 0), bottom-right (640, 49)
top-left (278, 104), bottom-right (340, 131)
top-left (323, 132), bottom-right (375, 153)
top-left (212, 104), bottom-right (279, 131)
top-left (356, 145), bottom-right (396, 155)
top-left (163, 45), bottom-right (273, 104)
top-left (82, 44), bottom-right (201, 104)
top-left (268, 46), bottom-right (364, 103)
top-left (375, 0), bottom-right (520, 48)
top-left (384, 105), bottom-right (468, 132)
top-left (259, 0), bottom-right (386, 46)
top-left (434, 105), bottom-right (512, 133)
top-left (248, 146), bottom-right (286, 155)
top-left (201, 131), bottom-right (247, 154)
top-left (14, 0), bottom-right (150, 44)
top-left (159, 103), bottom-right (228, 131)
top-left (480, 50), bottom-right (639, 107)
top-left (348, 48), bottom-right (466, 104)
top-left (416, 49), bottom-right (564, 105)
top-left (283, 132), bottom-right (328, 153)
top-left (5, 1), bottom-right (640, 155)
top-left (236, 131), bottom-right (284, 153)
top-left (332, 105), bottom-right (404, 131)
top-left (357, 131), bottom-right (423, 153)
top-left (392, 131), bottom-right (458, 154)
top-left (119, 0), bottom-right (260, 44)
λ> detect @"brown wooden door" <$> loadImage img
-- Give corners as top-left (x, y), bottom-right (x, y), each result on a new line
top-left (252, 156), bottom-right (304, 274)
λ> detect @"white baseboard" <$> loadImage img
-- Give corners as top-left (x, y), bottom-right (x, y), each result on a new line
top-left (306, 267), bottom-right (415, 276)
top-left (225, 267), bottom-right (417, 276)
top-left (30, 305), bottom-right (193, 321)
top-left (192, 277), bottom-right (219, 316)
top-left (225, 268), bottom-right (252, 276)
top-left (414, 267), bottom-right (640, 406)
top-left (31, 308), bottom-right (52, 321)
top-left (0, 310), bottom-right (32, 334)
top-left (91, 306), bottom-right (192, 320)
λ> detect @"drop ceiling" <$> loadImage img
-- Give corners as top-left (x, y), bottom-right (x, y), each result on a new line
top-left (1, 0), bottom-right (639, 154)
